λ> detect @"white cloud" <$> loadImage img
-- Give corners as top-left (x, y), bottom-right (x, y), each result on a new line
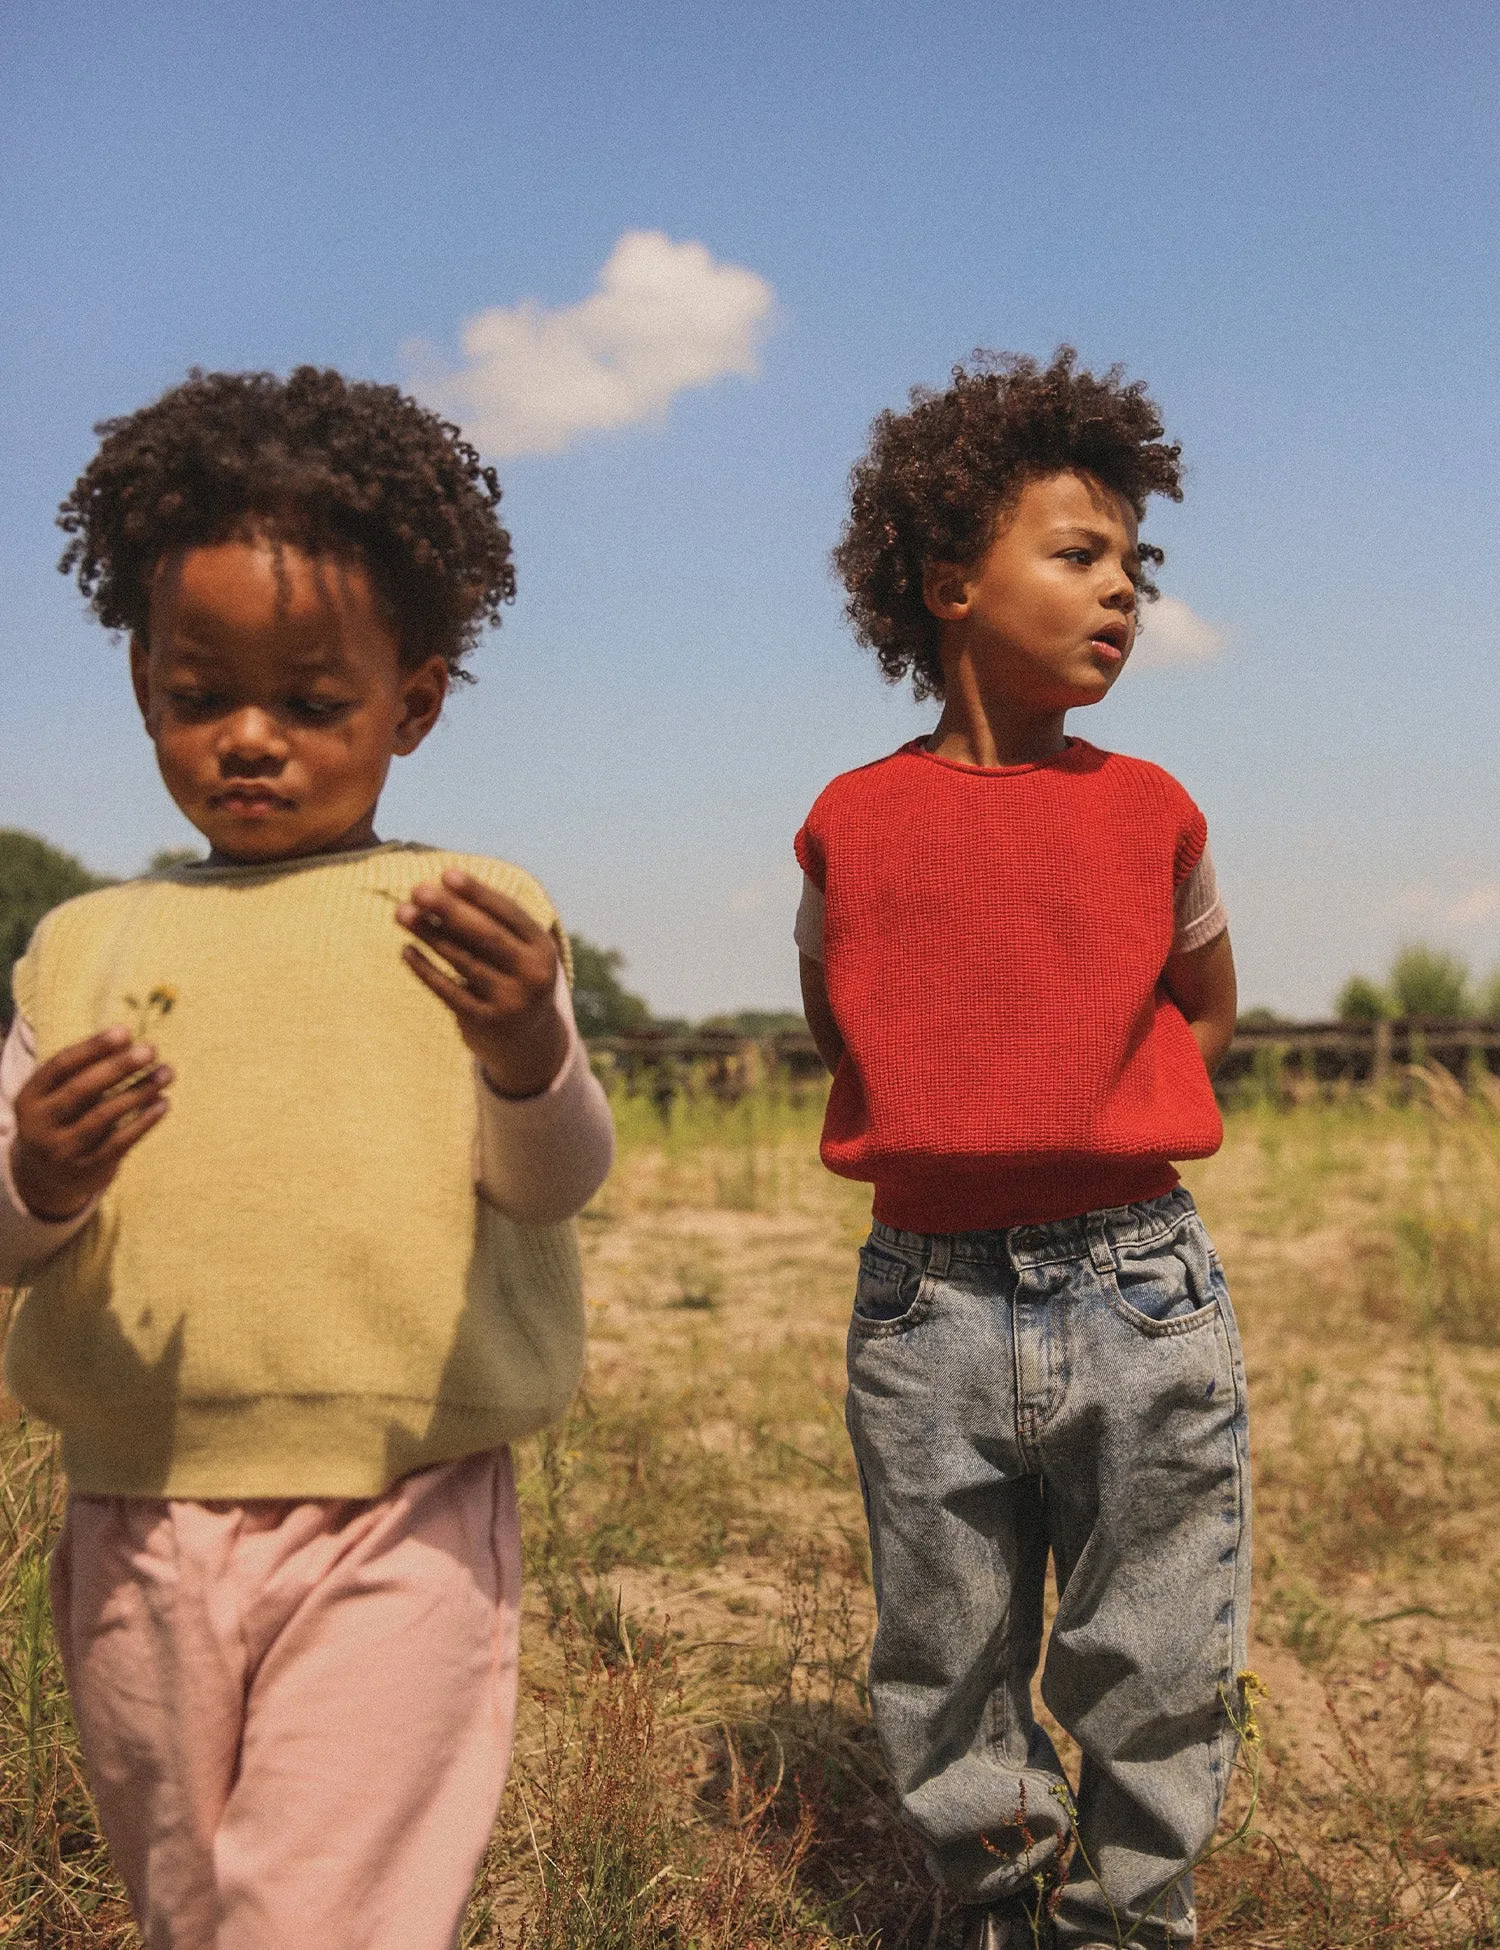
top-left (1131, 595), bottom-right (1225, 669)
top-left (406, 231), bottom-right (777, 459)
top-left (729, 860), bottom-right (800, 918)
top-left (1386, 881), bottom-right (1500, 929)
top-left (1451, 884), bottom-right (1500, 927)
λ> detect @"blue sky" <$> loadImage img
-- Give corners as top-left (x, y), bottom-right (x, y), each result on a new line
top-left (3, 0), bottom-right (1498, 1017)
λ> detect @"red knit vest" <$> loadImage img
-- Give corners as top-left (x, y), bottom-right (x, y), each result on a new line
top-left (795, 739), bottom-right (1224, 1232)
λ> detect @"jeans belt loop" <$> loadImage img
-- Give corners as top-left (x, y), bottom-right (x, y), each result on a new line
top-left (1085, 1215), bottom-right (1115, 1276)
top-left (927, 1235), bottom-right (952, 1278)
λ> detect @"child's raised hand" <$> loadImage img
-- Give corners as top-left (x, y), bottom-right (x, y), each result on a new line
top-left (395, 870), bottom-right (569, 1098)
top-left (11, 1029), bottom-right (173, 1221)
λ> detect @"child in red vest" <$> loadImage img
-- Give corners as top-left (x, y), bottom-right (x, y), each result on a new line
top-left (796, 351), bottom-right (1247, 1950)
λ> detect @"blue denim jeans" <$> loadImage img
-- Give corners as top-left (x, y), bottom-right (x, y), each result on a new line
top-left (844, 1187), bottom-right (1250, 1948)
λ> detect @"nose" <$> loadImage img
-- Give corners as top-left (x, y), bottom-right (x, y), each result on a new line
top-left (1102, 560), bottom-right (1136, 612)
top-left (216, 707), bottom-right (289, 773)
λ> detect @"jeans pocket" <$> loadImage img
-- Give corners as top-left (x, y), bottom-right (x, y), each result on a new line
top-left (1107, 1217), bottom-right (1223, 1336)
top-left (852, 1241), bottom-right (930, 1332)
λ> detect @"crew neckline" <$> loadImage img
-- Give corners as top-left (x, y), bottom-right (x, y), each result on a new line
top-left (902, 735), bottom-right (1097, 778)
top-left (155, 839), bottom-right (426, 882)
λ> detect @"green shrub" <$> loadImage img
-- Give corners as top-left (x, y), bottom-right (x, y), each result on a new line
top-left (1336, 974), bottom-right (1391, 1023)
top-left (1389, 943), bottom-right (1471, 1019)
top-left (0, 831), bottom-right (112, 1029)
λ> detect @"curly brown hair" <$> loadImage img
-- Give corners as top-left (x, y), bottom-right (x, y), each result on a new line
top-left (57, 366), bottom-right (515, 684)
top-left (832, 347), bottom-right (1184, 700)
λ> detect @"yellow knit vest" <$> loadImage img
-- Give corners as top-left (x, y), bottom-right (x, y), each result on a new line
top-left (6, 843), bottom-right (586, 1497)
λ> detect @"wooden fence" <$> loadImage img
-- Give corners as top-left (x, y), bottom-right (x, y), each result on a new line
top-left (590, 1019), bottom-right (1500, 1106)
top-left (1217, 1018), bottom-right (1500, 1089)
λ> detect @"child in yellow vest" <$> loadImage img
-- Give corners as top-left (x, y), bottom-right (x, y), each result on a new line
top-left (0, 368), bottom-right (615, 1950)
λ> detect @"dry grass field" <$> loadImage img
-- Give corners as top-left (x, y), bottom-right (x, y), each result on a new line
top-left (3, 1080), bottom-right (1500, 1946)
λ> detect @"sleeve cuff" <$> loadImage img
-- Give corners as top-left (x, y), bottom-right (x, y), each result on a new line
top-left (471, 968), bottom-right (615, 1221)
top-left (1173, 901), bottom-right (1229, 956)
top-left (794, 874), bottom-right (826, 963)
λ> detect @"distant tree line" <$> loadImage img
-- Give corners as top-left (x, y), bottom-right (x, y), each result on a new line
top-left (568, 942), bottom-right (805, 1039)
top-left (1, 830), bottom-right (113, 1029)
top-left (568, 938), bottom-right (653, 1037)
top-left (1337, 944), bottom-right (1500, 1023)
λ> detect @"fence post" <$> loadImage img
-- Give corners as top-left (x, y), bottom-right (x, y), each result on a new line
top-left (1372, 1018), bottom-right (1393, 1093)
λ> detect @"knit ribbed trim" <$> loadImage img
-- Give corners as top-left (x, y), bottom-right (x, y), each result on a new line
top-left (870, 1157), bottom-right (1182, 1234)
top-left (898, 735), bottom-right (1100, 779)
top-left (160, 838), bottom-right (445, 884)
top-left (58, 1391), bottom-right (567, 1500)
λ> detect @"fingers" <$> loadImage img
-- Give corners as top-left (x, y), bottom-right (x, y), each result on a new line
top-left (403, 930), bottom-right (502, 1001)
top-left (435, 869), bottom-right (548, 943)
top-left (27, 1087), bottom-right (173, 1210)
top-left (27, 1040), bottom-right (165, 1133)
top-left (396, 875), bottom-right (570, 1095)
top-left (65, 1065), bottom-right (174, 1157)
top-left (393, 873), bottom-right (556, 999)
top-left (399, 872), bottom-right (548, 955)
top-left (79, 1091), bottom-right (172, 1167)
top-left (28, 1026), bottom-right (134, 1096)
top-left (401, 941), bottom-right (490, 1019)
top-left (18, 1055), bottom-right (173, 1159)
top-left (12, 1044), bottom-right (172, 1221)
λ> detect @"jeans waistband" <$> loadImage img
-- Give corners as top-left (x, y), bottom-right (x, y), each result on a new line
top-left (869, 1185), bottom-right (1200, 1272)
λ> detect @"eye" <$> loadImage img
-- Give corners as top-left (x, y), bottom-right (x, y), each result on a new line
top-left (1060, 548), bottom-right (1093, 565)
top-left (287, 696), bottom-right (352, 723)
top-left (166, 690), bottom-right (225, 717)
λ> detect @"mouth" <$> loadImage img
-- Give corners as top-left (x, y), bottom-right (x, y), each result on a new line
top-left (1088, 622), bottom-right (1131, 662)
top-left (209, 788), bottom-right (295, 818)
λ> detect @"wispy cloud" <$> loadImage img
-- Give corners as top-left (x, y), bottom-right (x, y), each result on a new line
top-left (1132, 595), bottom-right (1225, 669)
top-left (406, 231), bottom-right (777, 459)
top-left (1386, 881), bottom-right (1500, 929)
top-left (730, 861), bottom-right (800, 918)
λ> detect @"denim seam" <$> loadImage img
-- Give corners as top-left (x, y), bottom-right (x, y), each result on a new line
top-left (848, 1279), bottom-right (935, 1337)
top-left (1206, 1303), bottom-right (1250, 1831)
top-left (1009, 1287), bottom-right (1038, 1472)
top-left (1103, 1287), bottom-right (1222, 1339)
top-left (1007, 1198), bottom-right (1199, 1270)
top-left (852, 1237), bottom-right (936, 1335)
top-left (1099, 1211), bottom-right (1226, 1338)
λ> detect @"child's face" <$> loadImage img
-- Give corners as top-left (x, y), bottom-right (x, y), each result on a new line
top-left (129, 535), bottom-right (448, 864)
top-left (926, 470), bottom-right (1142, 713)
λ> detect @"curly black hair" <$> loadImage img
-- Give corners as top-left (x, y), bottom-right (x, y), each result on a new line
top-left (832, 347), bottom-right (1184, 700)
top-left (57, 366), bottom-right (515, 684)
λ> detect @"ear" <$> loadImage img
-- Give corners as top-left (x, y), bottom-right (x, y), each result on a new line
top-left (922, 560), bottom-right (973, 623)
top-left (391, 655), bottom-right (450, 756)
top-left (129, 637), bottom-right (154, 728)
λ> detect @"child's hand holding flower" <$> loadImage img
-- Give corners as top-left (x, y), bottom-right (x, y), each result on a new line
top-left (395, 870), bottom-right (569, 1098)
top-left (12, 1029), bottom-right (173, 1221)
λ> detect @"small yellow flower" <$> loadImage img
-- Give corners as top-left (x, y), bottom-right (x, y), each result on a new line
top-left (123, 988), bottom-right (178, 1040)
top-left (1234, 1669), bottom-right (1269, 1746)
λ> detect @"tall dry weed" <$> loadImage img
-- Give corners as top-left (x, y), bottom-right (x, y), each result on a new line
top-left (1199, 1677), bottom-right (1500, 1947)
top-left (1391, 1214), bottom-right (1500, 1346)
top-left (517, 1634), bottom-right (675, 1950)
top-left (511, 1616), bottom-right (842, 1950)
top-left (0, 1420), bottom-right (134, 1947)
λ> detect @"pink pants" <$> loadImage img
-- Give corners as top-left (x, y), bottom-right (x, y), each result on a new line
top-left (50, 1448), bottom-right (522, 1950)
